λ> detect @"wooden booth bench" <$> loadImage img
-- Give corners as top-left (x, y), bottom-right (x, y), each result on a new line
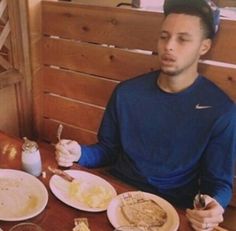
top-left (33, 1), bottom-right (236, 229)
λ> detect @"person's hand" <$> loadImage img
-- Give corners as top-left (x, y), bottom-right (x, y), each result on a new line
top-left (55, 139), bottom-right (81, 167)
top-left (186, 195), bottom-right (224, 231)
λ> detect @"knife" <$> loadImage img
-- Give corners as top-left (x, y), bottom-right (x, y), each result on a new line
top-left (48, 166), bottom-right (74, 182)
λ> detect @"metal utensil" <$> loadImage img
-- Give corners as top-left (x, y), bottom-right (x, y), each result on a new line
top-left (48, 166), bottom-right (74, 182)
top-left (57, 124), bottom-right (63, 142)
top-left (194, 192), bottom-right (206, 210)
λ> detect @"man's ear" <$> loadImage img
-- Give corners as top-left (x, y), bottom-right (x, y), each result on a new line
top-left (200, 38), bottom-right (212, 56)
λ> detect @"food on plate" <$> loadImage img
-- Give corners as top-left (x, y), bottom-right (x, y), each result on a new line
top-left (73, 217), bottom-right (90, 231)
top-left (121, 199), bottom-right (167, 228)
top-left (69, 180), bottom-right (113, 208)
top-left (0, 177), bottom-right (39, 217)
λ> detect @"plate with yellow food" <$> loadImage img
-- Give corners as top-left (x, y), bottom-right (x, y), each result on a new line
top-left (107, 191), bottom-right (179, 231)
top-left (49, 170), bottom-right (117, 212)
top-left (0, 169), bottom-right (48, 221)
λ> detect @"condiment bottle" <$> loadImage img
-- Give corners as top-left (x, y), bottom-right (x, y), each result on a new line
top-left (21, 137), bottom-right (42, 177)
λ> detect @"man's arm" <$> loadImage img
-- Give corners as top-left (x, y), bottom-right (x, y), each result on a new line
top-left (201, 106), bottom-right (236, 208)
top-left (79, 87), bottom-right (122, 167)
top-left (186, 106), bottom-right (236, 230)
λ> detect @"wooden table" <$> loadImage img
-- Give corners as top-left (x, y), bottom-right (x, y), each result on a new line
top-left (0, 131), bottom-right (192, 231)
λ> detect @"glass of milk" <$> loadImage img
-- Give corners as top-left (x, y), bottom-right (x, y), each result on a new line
top-left (21, 137), bottom-right (42, 177)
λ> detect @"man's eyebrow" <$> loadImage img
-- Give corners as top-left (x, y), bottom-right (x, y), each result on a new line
top-left (160, 30), bottom-right (169, 34)
top-left (177, 32), bottom-right (192, 37)
top-left (160, 30), bottom-right (192, 37)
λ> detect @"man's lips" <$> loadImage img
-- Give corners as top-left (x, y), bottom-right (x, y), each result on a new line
top-left (161, 54), bottom-right (176, 62)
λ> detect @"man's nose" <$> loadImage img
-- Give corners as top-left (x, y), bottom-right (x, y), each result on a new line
top-left (165, 38), bottom-right (175, 51)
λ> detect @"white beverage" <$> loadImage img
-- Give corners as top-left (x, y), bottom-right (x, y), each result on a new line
top-left (21, 137), bottom-right (42, 177)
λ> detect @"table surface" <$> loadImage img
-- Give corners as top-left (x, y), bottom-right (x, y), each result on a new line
top-left (0, 131), bottom-right (192, 231)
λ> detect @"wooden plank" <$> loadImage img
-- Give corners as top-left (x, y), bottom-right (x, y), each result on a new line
top-left (217, 0), bottom-right (236, 7)
top-left (0, 85), bottom-right (19, 136)
top-left (0, 69), bottom-right (23, 89)
top-left (43, 37), bottom-right (159, 81)
top-left (7, 0), bottom-right (21, 71)
top-left (42, 118), bottom-right (97, 144)
top-left (42, 1), bottom-right (236, 64)
top-left (32, 68), bottom-right (44, 138)
top-left (71, 0), bottom-right (130, 7)
top-left (43, 93), bottom-right (104, 132)
top-left (0, 21), bottom-right (10, 50)
top-left (0, 55), bottom-right (12, 70)
top-left (0, 0), bottom-right (7, 19)
top-left (7, 0), bottom-right (34, 137)
top-left (27, 0), bottom-right (42, 73)
top-left (27, 0), bottom-right (44, 138)
top-left (43, 66), bottom-right (117, 107)
top-left (42, 1), bottom-right (162, 52)
top-left (203, 19), bottom-right (236, 64)
top-left (199, 63), bottom-right (236, 102)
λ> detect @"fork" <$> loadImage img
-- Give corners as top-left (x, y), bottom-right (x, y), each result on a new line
top-left (193, 192), bottom-right (206, 209)
top-left (57, 124), bottom-right (63, 142)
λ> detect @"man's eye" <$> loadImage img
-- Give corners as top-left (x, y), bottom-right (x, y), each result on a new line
top-left (178, 37), bottom-right (189, 42)
top-left (160, 35), bottom-right (168, 40)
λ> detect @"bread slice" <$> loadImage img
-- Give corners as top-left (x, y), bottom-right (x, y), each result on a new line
top-left (121, 199), bottom-right (167, 227)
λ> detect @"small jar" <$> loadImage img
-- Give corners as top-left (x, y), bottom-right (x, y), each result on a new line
top-left (21, 137), bottom-right (42, 177)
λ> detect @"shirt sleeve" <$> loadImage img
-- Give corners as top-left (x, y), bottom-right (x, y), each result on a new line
top-left (78, 87), bottom-right (121, 168)
top-left (201, 106), bottom-right (236, 208)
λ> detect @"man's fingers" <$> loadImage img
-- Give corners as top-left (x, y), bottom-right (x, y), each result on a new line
top-left (187, 213), bottom-right (219, 231)
top-left (57, 160), bottom-right (73, 167)
top-left (56, 156), bottom-right (73, 167)
top-left (55, 144), bottom-right (71, 156)
top-left (187, 209), bottom-right (223, 226)
top-left (58, 139), bottom-right (72, 145)
top-left (55, 150), bottom-right (74, 166)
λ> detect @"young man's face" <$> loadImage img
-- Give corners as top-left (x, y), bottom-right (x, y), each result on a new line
top-left (157, 13), bottom-right (211, 77)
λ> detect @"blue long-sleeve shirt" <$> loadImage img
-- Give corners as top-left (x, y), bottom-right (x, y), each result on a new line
top-left (79, 71), bottom-right (236, 208)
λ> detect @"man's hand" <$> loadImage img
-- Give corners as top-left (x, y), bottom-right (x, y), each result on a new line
top-left (55, 139), bottom-right (81, 167)
top-left (186, 195), bottom-right (224, 231)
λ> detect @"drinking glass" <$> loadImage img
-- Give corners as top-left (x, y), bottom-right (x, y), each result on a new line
top-left (9, 222), bottom-right (44, 231)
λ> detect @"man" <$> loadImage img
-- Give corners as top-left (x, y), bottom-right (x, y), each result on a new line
top-left (55, 0), bottom-right (236, 230)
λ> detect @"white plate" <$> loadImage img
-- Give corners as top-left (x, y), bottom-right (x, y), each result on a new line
top-left (107, 191), bottom-right (179, 231)
top-left (0, 169), bottom-right (48, 221)
top-left (49, 170), bottom-right (117, 212)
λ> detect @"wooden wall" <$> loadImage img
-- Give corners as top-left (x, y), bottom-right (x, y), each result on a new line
top-left (38, 1), bottom-right (236, 145)
top-left (0, 85), bottom-right (19, 135)
top-left (33, 1), bottom-right (236, 207)
top-left (216, 0), bottom-right (236, 7)
top-left (0, 0), bottom-right (33, 138)
top-left (26, 0), bottom-right (43, 138)
top-left (72, 0), bottom-right (131, 7)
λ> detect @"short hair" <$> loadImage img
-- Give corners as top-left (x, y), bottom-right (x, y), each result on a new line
top-left (163, 0), bottom-right (220, 39)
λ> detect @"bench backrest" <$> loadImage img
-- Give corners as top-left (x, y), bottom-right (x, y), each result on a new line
top-left (39, 1), bottom-right (236, 145)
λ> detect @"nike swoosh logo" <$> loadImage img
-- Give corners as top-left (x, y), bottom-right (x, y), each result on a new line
top-left (195, 104), bottom-right (212, 109)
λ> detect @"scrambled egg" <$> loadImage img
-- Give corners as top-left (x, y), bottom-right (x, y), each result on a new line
top-left (69, 180), bottom-right (112, 208)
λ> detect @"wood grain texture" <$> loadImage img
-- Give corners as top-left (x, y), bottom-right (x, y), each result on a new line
top-left (42, 1), bottom-right (236, 64)
top-left (203, 19), bottom-right (236, 64)
top-left (0, 86), bottom-right (19, 136)
top-left (199, 63), bottom-right (236, 102)
top-left (43, 37), bottom-right (159, 81)
top-left (43, 66), bottom-right (117, 107)
top-left (43, 93), bottom-right (104, 132)
top-left (0, 69), bottom-right (22, 89)
top-left (42, 1), bottom-right (162, 52)
top-left (42, 118), bottom-right (97, 144)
